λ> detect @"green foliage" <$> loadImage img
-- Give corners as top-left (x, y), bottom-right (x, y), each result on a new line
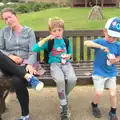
top-left (0, 4), bottom-right (18, 11)
top-left (0, 2), bottom-right (58, 13)
top-left (66, 0), bottom-right (71, 6)
top-left (9, 0), bottom-right (20, 2)
top-left (1, 7), bottom-right (120, 31)
top-left (15, 4), bottom-right (30, 13)
top-left (33, 3), bottom-right (42, 12)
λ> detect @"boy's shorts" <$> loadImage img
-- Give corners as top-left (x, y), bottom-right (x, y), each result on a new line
top-left (92, 75), bottom-right (116, 91)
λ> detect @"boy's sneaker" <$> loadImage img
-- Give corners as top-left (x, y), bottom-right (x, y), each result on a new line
top-left (108, 111), bottom-right (118, 120)
top-left (29, 76), bottom-right (44, 91)
top-left (18, 118), bottom-right (30, 120)
top-left (66, 97), bottom-right (71, 117)
top-left (60, 104), bottom-right (70, 120)
top-left (91, 103), bottom-right (101, 118)
top-left (17, 116), bottom-right (30, 120)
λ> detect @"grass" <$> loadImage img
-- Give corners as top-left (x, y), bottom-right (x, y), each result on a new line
top-left (0, 7), bottom-right (120, 61)
top-left (0, 7), bottom-right (120, 30)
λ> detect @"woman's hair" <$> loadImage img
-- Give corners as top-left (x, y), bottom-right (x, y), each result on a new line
top-left (0, 7), bottom-right (16, 20)
top-left (48, 16), bottom-right (64, 31)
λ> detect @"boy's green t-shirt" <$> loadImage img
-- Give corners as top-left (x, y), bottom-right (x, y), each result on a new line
top-left (32, 38), bottom-right (72, 64)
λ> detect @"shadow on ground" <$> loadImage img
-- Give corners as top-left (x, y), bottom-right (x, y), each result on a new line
top-left (2, 85), bottom-right (120, 120)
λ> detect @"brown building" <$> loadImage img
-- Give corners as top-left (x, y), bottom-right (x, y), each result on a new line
top-left (71, 0), bottom-right (120, 7)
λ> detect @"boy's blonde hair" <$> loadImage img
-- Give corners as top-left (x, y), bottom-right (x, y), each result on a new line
top-left (0, 7), bottom-right (16, 20)
top-left (48, 17), bottom-right (64, 31)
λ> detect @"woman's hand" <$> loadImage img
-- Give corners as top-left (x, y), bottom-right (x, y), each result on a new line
top-left (8, 54), bottom-right (23, 64)
top-left (26, 64), bottom-right (38, 75)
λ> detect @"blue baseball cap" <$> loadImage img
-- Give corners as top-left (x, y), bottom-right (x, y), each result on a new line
top-left (105, 17), bottom-right (120, 38)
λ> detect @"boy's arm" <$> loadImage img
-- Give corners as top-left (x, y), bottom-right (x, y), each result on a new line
top-left (84, 40), bottom-right (109, 53)
top-left (38, 35), bottom-right (55, 47)
top-left (66, 40), bottom-right (72, 60)
top-left (32, 35), bottom-right (54, 52)
top-left (84, 41), bottom-right (105, 50)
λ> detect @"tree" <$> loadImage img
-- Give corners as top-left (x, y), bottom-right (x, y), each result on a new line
top-left (1, 0), bottom-right (20, 3)
top-left (10, 0), bottom-right (20, 2)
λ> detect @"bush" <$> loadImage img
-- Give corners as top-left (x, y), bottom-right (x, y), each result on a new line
top-left (66, 0), bottom-right (71, 6)
top-left (0, 3), bottom-right (18, 11)
top-left (33, 3), bottom-right (42, 12)
top-left (9, 0), bottom-right (20, 2)
top-left (40, 2), bottom-right (58, 9)
top-left (32, 2), bottom-right (58, 12)
top-left (0, 2), bottom-right (64, 13)
top-left (15, 4), bottom-right (30, 13)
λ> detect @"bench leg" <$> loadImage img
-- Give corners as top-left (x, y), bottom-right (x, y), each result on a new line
top-left (0, 88), bottom-right (10, 119)
top-left (0, 97), bottom-right (6, 114)
top-left (0, 89), bottom-right (10, 120)
top-left (0, 115), bottom-right (2, 120)
top-left (0, 89), bottom-right (10, 113)
top-left (0, 96), bottom-right (5, 120)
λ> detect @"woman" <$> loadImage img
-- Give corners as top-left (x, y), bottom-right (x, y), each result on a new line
top-left (0, 7), bottom-right (44, 120)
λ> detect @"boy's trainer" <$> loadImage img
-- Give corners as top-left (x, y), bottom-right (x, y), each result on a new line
top-left (91, 103), bottom-right (101, 118)
top-left (60, 104), bottom-right (70, 120)
top-left (108, 111), bottom-right (118, 120)
top-left (17, 115), bottom-right (30, 120)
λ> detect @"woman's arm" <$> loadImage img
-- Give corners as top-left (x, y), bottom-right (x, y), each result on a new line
top-left (0, 28), bottom-right (10, 56)
top-left (28, 29), bottom-right (37, 65)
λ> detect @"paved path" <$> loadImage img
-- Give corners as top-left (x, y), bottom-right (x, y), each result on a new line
top-left (2, 85), bottom-right (120, 120)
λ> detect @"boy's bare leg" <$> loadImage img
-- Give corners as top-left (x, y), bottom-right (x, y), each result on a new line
top-left (92, 91), bottom-right (103, 104)
top-left (91, 90), bottom-right (103, 118)
top-left (108, 88), bottom-right (118, 120)
top-left (109, 88), bottom-right (117, 108)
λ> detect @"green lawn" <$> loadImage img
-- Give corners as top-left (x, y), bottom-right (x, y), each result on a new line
top-left (0, 7), bottom-right (120, 30)
top-left (1, 7), bottom-right (120, 61)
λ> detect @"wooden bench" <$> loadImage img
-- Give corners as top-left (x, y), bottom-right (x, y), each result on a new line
top-left (1, 30), bottom-right (120, 119)
top-left (35, 30), bottom-right (120, 85)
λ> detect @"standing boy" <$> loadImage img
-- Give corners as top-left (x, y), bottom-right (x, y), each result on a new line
top-left (84, 17), bottom-right (120, 120)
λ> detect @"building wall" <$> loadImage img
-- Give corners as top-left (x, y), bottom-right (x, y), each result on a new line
top-left (72, 0), bottom-right (116, 5)
top-left (25, 0), bottom-right (66, 4)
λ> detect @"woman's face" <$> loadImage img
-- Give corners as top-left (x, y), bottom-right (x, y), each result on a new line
top-left (2, 12), bottom-right (18, 28)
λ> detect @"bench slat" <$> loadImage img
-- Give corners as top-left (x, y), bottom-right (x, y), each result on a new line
top-left (72, 36), bottom-right (77, 61)
top-left (80, 36), bottom-right (84, 61)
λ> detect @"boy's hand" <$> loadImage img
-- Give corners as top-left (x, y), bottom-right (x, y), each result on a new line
top-left (100, 46), bottom-right (109, 53)
top-left (47, 35), bottom-right (55, 40)
top-left (65, 54), bottom-right (71, 60)
top-left (38, 35), bottom-right (55, 47)
top-left (109, 57), bottom-right (119, 64)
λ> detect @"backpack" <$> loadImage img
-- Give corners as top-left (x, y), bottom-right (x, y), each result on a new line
top-left (44, 37), bottom-right (69, 63)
